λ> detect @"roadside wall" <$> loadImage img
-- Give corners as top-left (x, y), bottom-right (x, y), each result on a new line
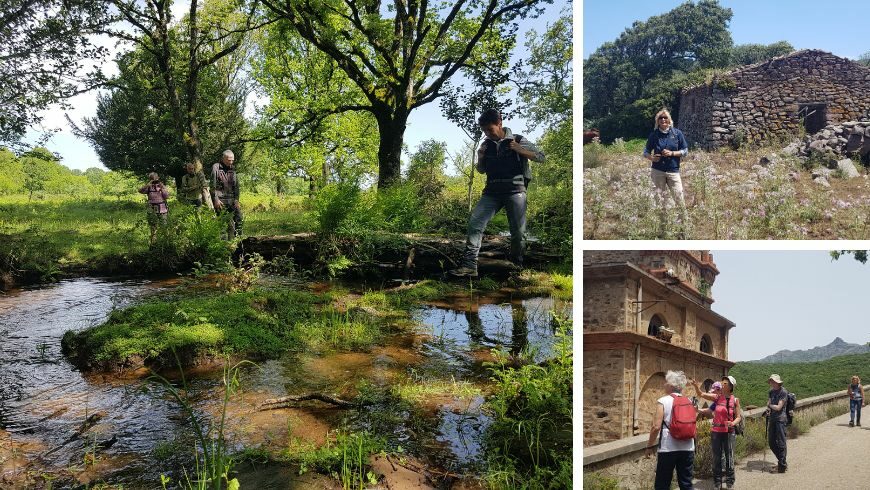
top-left (583, 385), bottom-right (865, 489)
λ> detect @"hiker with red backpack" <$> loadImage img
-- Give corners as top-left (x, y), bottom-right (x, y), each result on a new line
top-left (647, 370), bottom-right (697, 490)
top-left (448, 109), bottom-right (545, 278)
top-left (693, 376), bottom-right (742, 489)
top-left (138, 172), bottom-right (170, 246)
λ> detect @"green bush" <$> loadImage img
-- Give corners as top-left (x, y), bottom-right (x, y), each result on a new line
top-left (371, 183), bottom-right (429, 232)
top-left (483, 319), bottom-right (573, 488)
top-left (582, 472), bottom-right (620, 490)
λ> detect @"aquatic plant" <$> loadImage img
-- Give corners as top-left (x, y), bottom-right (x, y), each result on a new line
top-left (286, 430), bottom-right (384, 490)
top-left (482, 318), bottom-right (573, 489)
top-left (153, 356), bottom-right (251, 490)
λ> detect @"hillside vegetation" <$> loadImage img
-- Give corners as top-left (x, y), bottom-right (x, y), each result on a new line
top-left (583, 140), bottom-right (870, 240)
top-left (729, 352), bottom-right (870, 407)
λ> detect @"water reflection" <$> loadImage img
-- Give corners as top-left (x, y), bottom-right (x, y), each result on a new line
top-left (412, 296), bottom-right (571, 365)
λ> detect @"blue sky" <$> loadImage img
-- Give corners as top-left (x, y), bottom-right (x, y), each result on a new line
top-left (23, 2), bottom-right (571, 171)
top-left (583, 0), bottom-right (868, 60)
top-left (712, 251), bottom-right (870, 361)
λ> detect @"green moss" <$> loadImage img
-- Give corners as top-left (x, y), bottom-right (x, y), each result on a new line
top-left (62, 287), bottom-right (378, 370)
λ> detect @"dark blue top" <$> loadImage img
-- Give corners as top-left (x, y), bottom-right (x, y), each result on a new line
top-left (644, 127), bottom-right (688, 172)
top-left (768, 388), bottom-right (789, 423)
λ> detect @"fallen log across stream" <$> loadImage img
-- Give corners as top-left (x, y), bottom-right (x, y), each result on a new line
top-left (259, 393), bottom-right (367, 410)
top-left (239, 233), bottom-right (563, 277)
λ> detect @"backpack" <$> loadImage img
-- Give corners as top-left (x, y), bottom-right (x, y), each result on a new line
top-left (785, 391), bottom-right (797, 426)
top-left (726, 395), bottom-right (745, 436)
top-left (665, 394), bottom-right (697, 440)
top-left (146, 184), bottom-right (166, 205)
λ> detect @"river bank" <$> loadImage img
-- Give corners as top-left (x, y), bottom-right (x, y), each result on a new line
top-left (0, 273), bottom-right (573, 488)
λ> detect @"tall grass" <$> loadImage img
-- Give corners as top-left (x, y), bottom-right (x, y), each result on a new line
top-left (482, 318), bottom-right (573, 489)
top-left (153, 357), bottom-right (251, 490)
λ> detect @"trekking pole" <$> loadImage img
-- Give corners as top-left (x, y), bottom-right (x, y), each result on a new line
top-left (762, 412), bottom-right (768, 472)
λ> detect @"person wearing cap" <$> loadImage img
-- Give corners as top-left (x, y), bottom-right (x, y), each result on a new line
top-left (847, 375), bottom-right (864, 427)
top-left (766, 374), bottom-right (789, 473)
top-left (693, 376), bottom-right (742, 489)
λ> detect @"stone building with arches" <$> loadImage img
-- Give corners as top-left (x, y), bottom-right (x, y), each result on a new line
top-left (583, 251), bottom-right (735, 446)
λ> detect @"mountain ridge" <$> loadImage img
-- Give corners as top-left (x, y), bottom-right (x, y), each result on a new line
top-left (751, 337), bottom-right (870, 363)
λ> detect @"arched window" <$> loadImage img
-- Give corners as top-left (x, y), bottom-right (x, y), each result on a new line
top-left (700, 334), bottom-right (713, 354)
top-left (648, 315), bottom-right (665, 337)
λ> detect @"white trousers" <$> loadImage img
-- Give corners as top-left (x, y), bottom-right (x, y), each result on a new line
top-left (650, 168), bottom-right (686, 216)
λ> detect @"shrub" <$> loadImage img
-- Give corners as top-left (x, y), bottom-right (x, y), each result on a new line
top-left (483, 319), bottom-right (573, 488)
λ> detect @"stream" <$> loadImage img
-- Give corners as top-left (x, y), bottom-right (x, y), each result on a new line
top-left (0, 277), bottom-right (570, 488)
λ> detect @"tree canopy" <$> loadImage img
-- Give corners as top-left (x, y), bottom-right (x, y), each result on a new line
top-left (260, 0), bottom-right (551, 188)
top-left (584, 0), bottom-right (733, 136)
top-left (0, 0), bottom-right (110, 145)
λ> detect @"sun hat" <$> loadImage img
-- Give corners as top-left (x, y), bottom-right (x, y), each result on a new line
top-left (769, 374), bottom-right (783, 384)
top-left (725, 375), bottom-right (736, 388)
top-left (711, 382), bottom-right (722, 391)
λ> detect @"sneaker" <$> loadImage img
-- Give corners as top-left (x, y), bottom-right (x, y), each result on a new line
top-left (448, 267), bottom-right (478, 278)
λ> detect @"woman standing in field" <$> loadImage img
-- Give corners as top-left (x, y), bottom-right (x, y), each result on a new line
top-left (139, 172), bottom-right (170, 246)
top-left (848, 375), bottom-right (864, 427)
top-left (643, 108), bottom-right (689, 233)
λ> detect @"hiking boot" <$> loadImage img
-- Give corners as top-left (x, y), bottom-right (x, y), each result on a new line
top-left (858, 422), bottom-right (862, 427)
top-left (448, 267), bottom-right (478, 278)
top-left (726, 484), bottom-right (734, 489)
top-left (777, 465), bottom-right (787, 473)
top-left (850, 420), bottom-right (855, 427)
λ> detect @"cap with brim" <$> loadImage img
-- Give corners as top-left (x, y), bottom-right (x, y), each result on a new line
top-left (769, 374), bottom-right (783, 384)
top-left (726, 375), bottom-right (736, 388)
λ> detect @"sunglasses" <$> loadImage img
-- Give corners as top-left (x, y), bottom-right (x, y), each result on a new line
top-left (658, 116), bottom-right (669, 120)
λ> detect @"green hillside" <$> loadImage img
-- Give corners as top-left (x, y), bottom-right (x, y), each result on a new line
top-left (729, 353), bottom-right (870, 408)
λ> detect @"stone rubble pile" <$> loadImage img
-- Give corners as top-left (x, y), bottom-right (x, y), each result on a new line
top-left (794, 120), bottom-right (870, 162)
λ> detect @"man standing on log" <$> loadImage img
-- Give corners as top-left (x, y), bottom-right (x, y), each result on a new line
top-left (449, 109), bottom-right (545, 278)
top-left (211, 149), bottom-right (243, 238)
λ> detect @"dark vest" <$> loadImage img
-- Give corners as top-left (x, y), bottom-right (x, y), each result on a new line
top-left (482, 138), bottom-right (526, 195)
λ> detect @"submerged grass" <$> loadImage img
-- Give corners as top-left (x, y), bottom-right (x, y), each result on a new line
top-left (392, 377), bottom-right (482, 403)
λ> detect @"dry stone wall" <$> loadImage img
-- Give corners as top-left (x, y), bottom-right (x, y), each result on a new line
top-left (678, 50), bottom-right (870, 149)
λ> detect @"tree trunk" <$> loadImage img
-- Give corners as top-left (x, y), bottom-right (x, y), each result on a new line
top-left (467, 144), bottom-right (476, 212)
top-left (375, 111), bottom-right (408, 189)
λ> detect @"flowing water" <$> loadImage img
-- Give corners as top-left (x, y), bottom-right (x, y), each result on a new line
top-left (0, 277), bottom-right (570, 488)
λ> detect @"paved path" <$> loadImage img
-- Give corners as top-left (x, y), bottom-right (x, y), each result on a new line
top-left (693, 411), bottom-right (870, 489)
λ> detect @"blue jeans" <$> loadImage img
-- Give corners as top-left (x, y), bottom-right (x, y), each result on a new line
top-left (851, 399), bottom-right (863, 424)
top-left (655, 450), bottom-right (694, 490)
top-left (460, 192), bottom-right (527, 269)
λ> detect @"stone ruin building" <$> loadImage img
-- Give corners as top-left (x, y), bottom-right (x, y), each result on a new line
top-left (678, 50), bottom-right (870, 149)
top-left (583, 251), bottom-right (735, 446)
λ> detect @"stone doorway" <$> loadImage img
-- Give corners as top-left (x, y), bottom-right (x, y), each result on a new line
top-left (637, 372), bottom-right (667, 433)
top-left (799, 103), bottom-right (827, 134)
